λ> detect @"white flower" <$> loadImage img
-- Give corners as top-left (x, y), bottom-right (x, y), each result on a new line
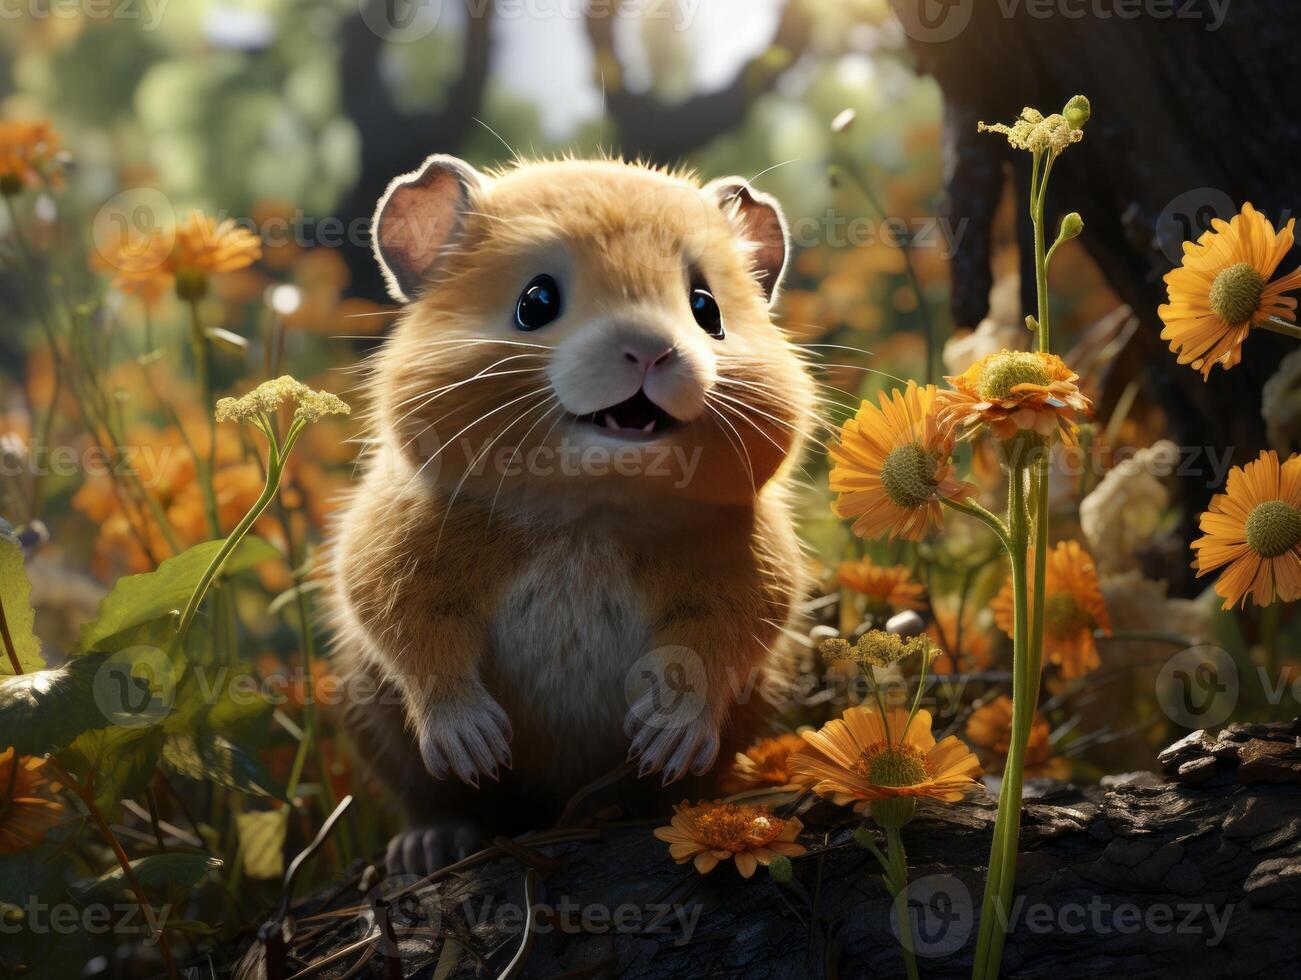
top-left (1262, 347), bottom-right (1301, 452)
top-left (1080, 441), bottom-right (1177, 573)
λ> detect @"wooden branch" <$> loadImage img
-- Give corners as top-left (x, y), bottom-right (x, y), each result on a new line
top-left (233, 720), bottom-right (1301, 978)
top-left (585, 0), bottom-right (814, 162)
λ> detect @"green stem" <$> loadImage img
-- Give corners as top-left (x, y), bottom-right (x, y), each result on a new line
top-left (173, 422), bottom-right (300, 649)
top-left (886, 827), bottom-right (921, 980)
top-left (187, 298), bottom-right (220, 537)
top-left (973, 464), bottom-right (1032, 979)
top-left (941, 496), bottom-right (1015, 556)
top-left (1263, 316), bottom-right (1301, 341)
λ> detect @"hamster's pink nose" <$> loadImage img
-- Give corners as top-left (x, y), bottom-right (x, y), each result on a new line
top-left (622, 345), bottom-right (674, 372)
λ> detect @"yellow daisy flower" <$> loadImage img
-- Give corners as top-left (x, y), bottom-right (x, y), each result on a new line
top-left (937, 350), bottom-right (1092, 447)
top-left (654, 801), bottom-right (805, 877)
top-left (1192, 449), bottom-right (1301, 609)
top-left (836, 558), bottom-right (926, 620)
top-left (1159, 203), bottom-right (1301, 380)
top-left (791, 706), bottom-right (981, 827)
top-left (101, 210), bottom-right (263, 301)
top-left (964, 695), bottom-right (1068, 779)
top-left (991, 540), bottom-right (1111, 679)
top-left (723, 733), bottom-right (808, 793)
top-left (0, 749), bottom-right (66, 854)
top-left (828, 382), bottom-right (973, 542)
top-left (0, 120), bottom-right (64, 195)
top-left (927, 603), bottom-right (995, 676)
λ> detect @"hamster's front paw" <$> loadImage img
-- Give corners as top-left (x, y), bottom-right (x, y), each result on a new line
top-left (625, 708), bottom-right (720, 786)
top-left (418, 693), bottom-right (513, 786)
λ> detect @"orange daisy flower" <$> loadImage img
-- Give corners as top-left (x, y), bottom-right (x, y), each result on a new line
top-left (654, 801), bottom-right (805, 877)
top-left (723, 733), bottom-right (808, 793)
top-left (1159, 204), bottom-right (1301, 380)
top-left (99, 210), bottom-right (262, 302)
top-left (0, 749), bottom-right (66, 854)
top-left (927, 603), bottom-right (995, 676)
top-left (828, 382), bottom-right (972, 542)
top-left (964, 695), bottom-right (1068, 779)
top-left (1192, 449), bottom-right (1301, 609)
top-left (0, 120), bottom-right (64, 195)
top-left (992, 540), bottom-right (1111, 679)
top-left (937, 350), bottom-right (1092, 447)
top-left (836, 558), bottom-right (926, 620)
top-left (791, 706), bottom-right (981, 827)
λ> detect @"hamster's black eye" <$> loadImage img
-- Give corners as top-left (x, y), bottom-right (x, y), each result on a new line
top-left (516, 275), bottom-right (562, 331)
top-left (690, 288), bottom-right (724, 339)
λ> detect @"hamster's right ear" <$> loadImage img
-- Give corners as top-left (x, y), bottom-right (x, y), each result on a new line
top-left (372, 154), bottom-right (486, 304)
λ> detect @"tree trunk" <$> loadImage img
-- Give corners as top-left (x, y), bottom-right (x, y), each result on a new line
top-left (895, 0), bottom-right (1301, 591)
top-left (233, 719), bottom-right (1301, 979)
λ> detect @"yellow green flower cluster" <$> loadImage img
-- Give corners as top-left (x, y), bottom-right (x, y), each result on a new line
top-left (215, 375), bottom-right (350, 426)
top-left (979, 96), bottom-right (1090, 156)
top-left (819, 631), bottom-right (936, 669)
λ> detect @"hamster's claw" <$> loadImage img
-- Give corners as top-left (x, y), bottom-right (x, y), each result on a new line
top-left (625, 714), bottom-right (720, 786)
top-left (418, 693), bottom-right (513, 786)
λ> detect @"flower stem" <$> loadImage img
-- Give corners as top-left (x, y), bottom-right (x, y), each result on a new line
top-left (885, 827), bottom-right (921, 980)
top-left (187, 298), bottom-right (220, 538)
top-left (173, 423), bottom-right (300, 649)
top-left (1263, 316), bottom-right (1301, 341)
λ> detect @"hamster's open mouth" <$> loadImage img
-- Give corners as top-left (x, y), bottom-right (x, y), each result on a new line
top-left (576, 389), bottom-right (679, 439)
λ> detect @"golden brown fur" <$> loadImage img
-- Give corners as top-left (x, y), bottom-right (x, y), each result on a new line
top-left (328, 158), bottom-right (816, 867)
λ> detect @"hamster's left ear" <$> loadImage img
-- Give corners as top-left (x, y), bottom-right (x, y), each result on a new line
top-left (372, 154), bottom-right (487, 303)
top-left (706, 178), bottom-right (789, 305)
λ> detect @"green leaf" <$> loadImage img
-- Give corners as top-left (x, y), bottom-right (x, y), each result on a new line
top-left (77, 536), bottom-right (280, 654)
top-left (73, 853), bottom-right (221, 903)
top-left (0, 522), bottom-right (43, 675)
top-left (61, 725), bottom-right (166, 819)
top-left (235, 810), bottom-right (288, 880)
top-left (161, 732), bottom-right (285, 800)
top-left (0, 654), bottom-right (111, 755)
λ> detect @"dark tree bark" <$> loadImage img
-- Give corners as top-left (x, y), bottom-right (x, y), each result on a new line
top-left (234, 720), bottom-right (1301, 979)
top-left (583, 0), bottom-right (813, 164)
top-left (894, 0), bottom-right (1301, 590)
top-left (336, 0), bottom-right (497, 301)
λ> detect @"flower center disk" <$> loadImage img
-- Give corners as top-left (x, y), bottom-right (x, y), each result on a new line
top-left (1244, 499), bottom-right (1301, 558)
top-left (1043, 592), bottom-right (1090, 639)
top-left (881, 441), bottom-right (939, 509)
top-left (689, 803), bottom-right (785, 850)
top-left (1208, 262), bottom-right (1266, 326)
top-left (857, 742), bottom-right (929, 787)
top-left (977, 352), bottom-right (1053, 401)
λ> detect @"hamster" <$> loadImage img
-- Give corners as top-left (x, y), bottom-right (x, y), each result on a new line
top-left (328, 155), bottom-right (818, 873)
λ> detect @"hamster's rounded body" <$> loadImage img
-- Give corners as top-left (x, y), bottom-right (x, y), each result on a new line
top-left (329, 158), bottom-right (816, 868)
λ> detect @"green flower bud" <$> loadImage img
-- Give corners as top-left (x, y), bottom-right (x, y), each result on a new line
top-left (768, 854), bottom-right (794, 884)
top-left (1059, 212), bottom-right (1084, 241)
top-left (1064, 95), bottom-right (1091, 130)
